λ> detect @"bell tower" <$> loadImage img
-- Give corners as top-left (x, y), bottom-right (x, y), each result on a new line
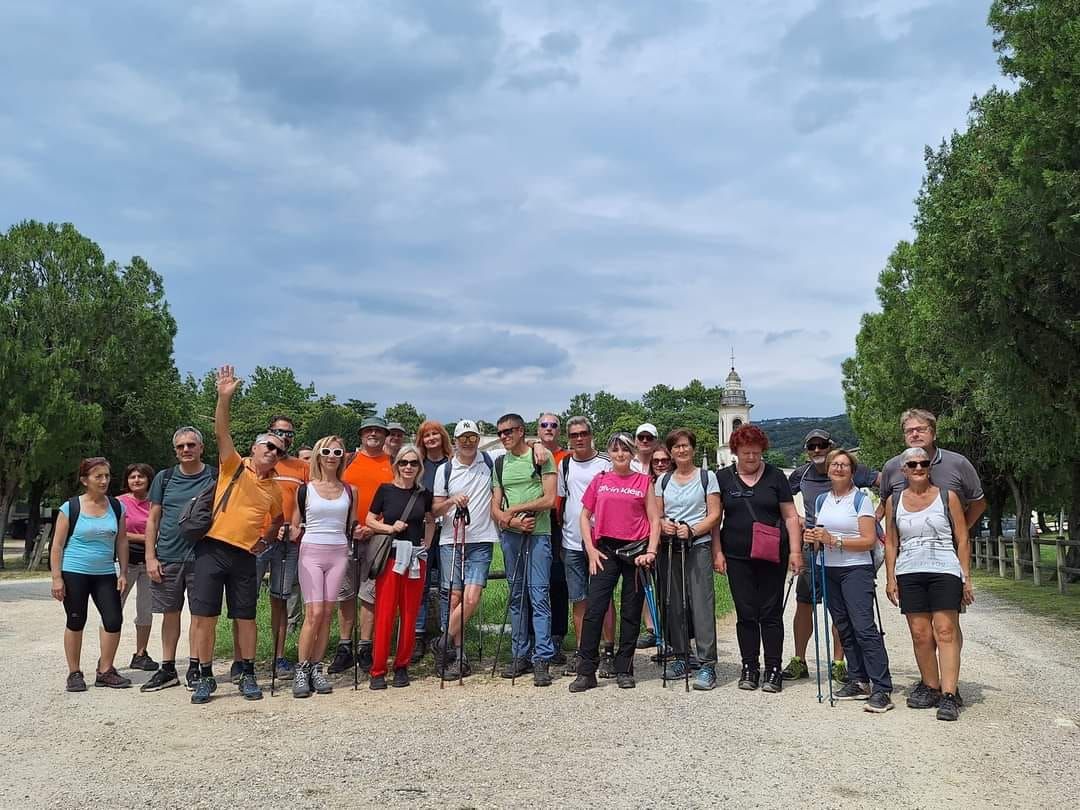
top-left (717, 350), bottom-right (753, 467)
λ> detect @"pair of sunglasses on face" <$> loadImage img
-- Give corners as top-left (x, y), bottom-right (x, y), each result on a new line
top-left (904, 460), bottom-right (931, 469)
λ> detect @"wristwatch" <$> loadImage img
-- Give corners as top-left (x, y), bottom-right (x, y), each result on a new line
top-left (837, 538), bottom-right (845, 552)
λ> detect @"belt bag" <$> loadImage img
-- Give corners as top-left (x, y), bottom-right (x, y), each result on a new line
top-left (363, 488), bottom-right (422, 581)
top-left (741, 497), bottom-right (781, 565)
top-left (614, 539), bottom-right (649, 562)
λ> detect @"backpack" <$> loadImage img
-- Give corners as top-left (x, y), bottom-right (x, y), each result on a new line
top-left (814, 490), bottom-right (885, 571)
top-left (161, 463), bottom-right (218, 500)
top-left (65, 495), bottom-right (124, 561)
top-left (442, 451), bottom-right (494, 491)
top-left (493, 447), bottom-right (544, 509)
top-left (178, 462), bottom-right (246, 544)
top-left (559, 452), bottom-right (611, 485)
top-left (297, 482), bottom-right (356, 542)
top-left (891, 487), bottom-right (954, 547)
top-left (659, 468), bottom-right (712, 511)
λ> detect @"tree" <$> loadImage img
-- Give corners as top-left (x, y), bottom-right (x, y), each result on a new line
top-left (383, 402), bottom-right (425, 436)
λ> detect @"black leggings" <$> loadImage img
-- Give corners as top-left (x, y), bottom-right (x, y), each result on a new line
top-left (62, 572), bottom-right (123, 633)
top-left (726, 557), bottom-right (786, 671)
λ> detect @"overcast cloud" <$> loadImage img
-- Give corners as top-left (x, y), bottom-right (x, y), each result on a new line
top-left (0, 0), bottom-right (1002, 420)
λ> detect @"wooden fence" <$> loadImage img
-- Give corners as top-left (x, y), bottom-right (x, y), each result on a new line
top-left (971, 535), bottom-right (1080, 594)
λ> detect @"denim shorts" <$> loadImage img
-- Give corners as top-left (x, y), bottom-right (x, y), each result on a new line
top-left (439, 542), bottom-right (494, 590)
top-left (563, 548), bottom-right (589, 603)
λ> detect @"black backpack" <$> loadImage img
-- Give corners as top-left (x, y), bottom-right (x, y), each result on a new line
top-left (659, 468), bottom-right (711, 507)
top-left (441, 452), bottom-right (494, 491)
top-left (493, 447), bottom-right (544, 509)
top-left (65, 495), bottom-right (124, 560)
top-left (178, 463), bottom-right (245, 544)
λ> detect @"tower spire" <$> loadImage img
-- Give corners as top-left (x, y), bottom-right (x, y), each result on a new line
top-left (730, 346), bottom-right (735, 371)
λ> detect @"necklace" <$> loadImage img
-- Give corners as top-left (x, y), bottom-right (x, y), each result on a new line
top-left (832, 486), bottom-right (855, 504)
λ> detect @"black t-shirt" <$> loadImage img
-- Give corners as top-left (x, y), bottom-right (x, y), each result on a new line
top-left (718, 464), bottom-right (794, 561)
top-left (370, 483), bottom-right (433, 546)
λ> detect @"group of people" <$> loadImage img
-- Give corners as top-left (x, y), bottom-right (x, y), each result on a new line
top-left (51, 366), bottom-right (983, 720)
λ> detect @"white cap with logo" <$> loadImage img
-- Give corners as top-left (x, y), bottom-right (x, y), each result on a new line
top-left (635, 423), bottom-right (659, 438)
top-left (454, 419), bottom-right (480, 438)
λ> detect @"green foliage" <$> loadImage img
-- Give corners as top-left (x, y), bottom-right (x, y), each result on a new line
top-left (383, 402), bottom-right (425, 435)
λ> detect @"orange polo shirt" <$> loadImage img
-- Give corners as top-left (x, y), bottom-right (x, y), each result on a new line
top-left (208, 450), bottom-right (284, 552)
top-left (342, 451), bottom-right (394, 522)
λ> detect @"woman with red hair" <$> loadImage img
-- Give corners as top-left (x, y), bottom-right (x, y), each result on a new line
top-left (413, 420), bottom-right (453, 660)
top-left (717, 425), bottom-right (802, 693)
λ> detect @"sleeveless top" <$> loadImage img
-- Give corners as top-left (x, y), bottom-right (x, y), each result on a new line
top-left (895, 489), bottom-right (962, 579)
top-left (301, 486), bottom-right (350, 547)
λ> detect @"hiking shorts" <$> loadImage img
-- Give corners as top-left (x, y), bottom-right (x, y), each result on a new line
top-left (438, 542), bottom-right (494, 591)
top-left (897, 572), bottom-right (962, 615)
top-left (337, 551), bottom-right (376, 606)
top-left (189, 538), bottom-right (259, 620)
top-left (150, 561), bottom-right (194, 614)
top-left (795, 566), bottom-right (823, 605)
top-left (256, 540), bottom-right (299, 600)
top-left (563, 548), bottom-right (589, 603)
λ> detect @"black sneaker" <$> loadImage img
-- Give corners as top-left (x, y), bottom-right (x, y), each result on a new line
top-left (616, 672), bottom-right (636, 689)
top-left (229, 660), bottom-right (243, 685)
top-left (392, 667), bottom-right (410, 688)
top-left (906, 681), bottom-right (942, 709)
top-left (781, 656), bottom-right (809, 680)
top-left (761, 667), bottom-right (783, 693)
top-left (568, 674), bottom-right (597, 693)
top-left (954, 687), bottom-right (964, 707)
top-left (94, 667), bottom-right (132, 689)
top-left (501, 657), bottom-right (531, 679)
top-left (369, 674), bottom-right (387, 690)
top-left (835, 681), bottom-right (871, 701)
top-left (549, 640), bottom-right (567, 667)
top-left (356, 644), bottom-right (373, 673)
top-left (140, 668), bottom-right (180, 692)
top-left (443, 657), bottom-right (472, 680)
top-left (185, 667), bottom-right (200, 691)
top-left (130, 652), bottom-right (159, 672)
top-left (239, 672), bottom-right (263, 700)
top-left (737, 664), bottom-right (760, 691)
top-left (327, 645), bottom-right (354, 675)
top-left (66, 670), bottom-right (87, 693)
top-left (636, 629), bottom-right (657, 649)
top-left (190, 676), bottom-right (216, 704)
top-left (533, 661), bottom-right (553, 687)
top-left (598, 650), bottom-right (616, 679)
top-left (936, 692), bottom-right (960, 721)
top-left (865, 690), bottom-right (894, 713)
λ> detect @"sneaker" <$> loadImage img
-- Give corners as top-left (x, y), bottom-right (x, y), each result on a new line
top-left (185, 667), bottom-right (199, 691)
top-left (936, 692), bottom-right (960, 721)
top-left (190, 676), bottom-right (216, 704)
top-left (292, 664), bottom-right (312, 698)
top-left (693, 664), bottom-right (717, 691)
top-left (310, 663), bottom-right (333, 694)
top-left (239, 672), bottom-right (263, 700)
top-left (94, 667), bottom-right (132, 689)
top-left (273, 657), bottom-right (295, 676)
top-left (906, 681), bottom-right (942, 709)
top-left (431, 637), bottom-right (451, 671)
top-left (737, 664), bottom-right (760, 691)
top-left (140, 668), bottom-right (180, 692)
top-left (616, 672), bottom-right (636, 689)
top-left (781, 656), bottom-right (809, 680)
top-left (954, 687), bottom-right (964, 707)
top-left (533, 661), bottom-right (553, 687)
top-left (327, 645), bottom-right (354, 675)
top-left (410, 635), bottom-right (427, 665)
top-left (369, 674), bottom-right (387, 690)
top-left (392, 667), bottom-right (410, 688)
top-left (66, 670), bottom-right (87, 693)
top-left (229, 660), bottom-right (243, 685)
top-left (835, 681), bottom-right (871, 701)
top-left (665, 658), bottom-right (688, 681)
top-left (831, 659), bottom-right (848, 684)
top-left (563, 652), bottom-right (581, 677)
top-left (865, 690), bottom-right (894, 713)
top-left (598, 650), bottom-right (616, 679)
top-left (761, 667), bottom-right (783, 693)
top-left (500, 657), bottom-right (531, 679)
top-left (356, 644), bottom-right (373, 673)
top-left (549, 642), bottom-right (567, 667)
top-left (129, 652), bottom-right (159, 672)
top-left (636, 629), bottom-right (657, 649)
top-left (568, 674), bottom-right (597, 693)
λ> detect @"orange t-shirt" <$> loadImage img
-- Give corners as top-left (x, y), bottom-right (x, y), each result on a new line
top-left (551, 447), bottom-right (570, 519)
top-left (208, 450), bottom-right (284, 552)
top-left (263, 455), bottom-right (309, 540)
top-left (341, 451), bottom-right (394, 522)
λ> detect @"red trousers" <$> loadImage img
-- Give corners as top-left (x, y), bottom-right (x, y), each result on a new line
top-left (371, 559), bottom-right (426, 678)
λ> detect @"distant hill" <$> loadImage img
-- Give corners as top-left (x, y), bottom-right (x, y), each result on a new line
top-left (757, 414), bottom-right (858, 465)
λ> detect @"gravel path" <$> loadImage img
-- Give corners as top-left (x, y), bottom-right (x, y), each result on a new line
top-left (2, 576), bottom-right (1078, 809)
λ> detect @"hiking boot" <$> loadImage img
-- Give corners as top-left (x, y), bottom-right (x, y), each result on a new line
top-left (140, 668), bottom-right (180, 692)
top-left (636, 629), bottom-right (657, 649)
top-left (835, 681), bottom-right (871, 700)
top-left (831, 659), bottom-right (848, 684)
top-left (666, 658), bottom-right (688, 681)
top-left (865, 690), bottom-right (894, 713)
top-left (616, 672), bottom-right (636, 689)
top-left (936, 692), bottom-right (960, 721)
top-left (369, 674), bottom-right (387, 690)
top-left (130, 652), bottom-right (159, 672)
top-left (598, 649), bottom-right (616, 679)
top-left (737, 664), bottom-right (760, 691)
top-left (292, 663), bottom-right (312, 698)
top-left (781, 656), bottom-right (809, 680)
top-left (66, 670), bottom-right (87, 693)
top-left (310, 663), bottom-right (333, 694)
top-left (185, 666), bottom-right (200, 691)
top-left (563, 652), bottom-right (581, 677)
top-left (906, 681), bottom-right (942, 709)
top-left (533, 661), bottom-right (553, 687)
top-left (693, 664), bottom-right (717, 691)
top-left (392, 667), bottom-right (410, 688)
top-left (239, 672), bottom-right (263, 700)
top-left (549, 640), bottom-right (567, 667)
top-left (229, 660), bottom-right (243, 685)
top-left (94, 667), bottom-right (132, 689)
top-left (569, 674), bottom-right (597, 693)
top-left (444, 656), bottom-right (472, 679)
top-left (410, 635), bottom-right (427, 665)
top-left (190, 676), bottom-right (216, 704)
top-left (327, 645), bottom-right (354, 675)
top-left (273, 657), bottom-right (295, 676)
top-left (501, 657), bottom-right (531, 679)
top-left (431, 637), bottom-right (451, 671)
top-left (356, 644), bottom-right (373, 673)
top-left (761, 667), bottom-right (783, 693)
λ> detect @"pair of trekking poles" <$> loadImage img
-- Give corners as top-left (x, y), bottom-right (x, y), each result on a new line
top-left (490, 513), bottom-right (535, 685)
top-left (653, 521), bottom-right (693, 693)
top-left (439, 506), bottom-right (472, 689)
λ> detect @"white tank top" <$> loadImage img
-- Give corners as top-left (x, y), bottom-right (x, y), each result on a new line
top-left (895, 489), bottom-right (962, 579)
top-left (301, 485), bottom-right (350, 546)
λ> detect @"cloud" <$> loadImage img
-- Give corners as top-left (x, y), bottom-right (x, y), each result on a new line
top-left (504, 66), bottom-right (579, 93)
top-left (763, 329), bottom-right (831, 345)
top-left (540, 30), bottom-right (581, 58)
top-left (381, 327), bottom-right (573, 380)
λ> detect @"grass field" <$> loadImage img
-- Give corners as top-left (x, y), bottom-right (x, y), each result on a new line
top-left (972, 569), bottom-right (1080, 627)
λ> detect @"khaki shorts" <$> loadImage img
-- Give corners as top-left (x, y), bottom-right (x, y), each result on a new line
top-left (337, 551), bottom-right (376, 605)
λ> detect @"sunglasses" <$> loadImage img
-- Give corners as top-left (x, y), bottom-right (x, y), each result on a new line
top-left (260, 441), bottom-right (285, 455)
top-left (175, 442), bottom-right (198, 451)
top-left (652, 457), bottom-right (671, 466)
top-left (636, 433), bottom-right (656, 441)
top-left (456, 434), bottom-right (479, 443)
top-left (269, 428), bottom-right (295, 439)
top-left (397, 459), bottom-right (421, 468)
top-left (539, 421), bottom-right (559, 429)
top-left (568, 431), bottom-right (590, 440)
top-left (319, 447), bottom-right (344, 457)
top-left (806, 442), bottom-right (829, 451)
top-left (496, 427), bottom-right (519, 438)
top-left (904, 460), bottom-right (932, 469)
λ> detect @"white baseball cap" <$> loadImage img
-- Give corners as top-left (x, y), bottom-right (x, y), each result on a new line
top-left (635, 423), bottom-right (659, 438)
top-left (454, 419), bottom-right (480, 438)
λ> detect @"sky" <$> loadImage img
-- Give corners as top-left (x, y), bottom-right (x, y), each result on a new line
top-left (1, 0), bottom-right (1004, 422)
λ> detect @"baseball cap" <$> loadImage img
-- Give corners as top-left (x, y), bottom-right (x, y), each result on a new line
top-left (454, 419), bottom-right (480, 438)
top-left (359, 416), bottom-right (388, 433)
top-left (803, 429), bottom-right (833, 446)
top-left (635, 423), bottom-right (659, 438)
top-left (386, 422), bottom-right (407, 435)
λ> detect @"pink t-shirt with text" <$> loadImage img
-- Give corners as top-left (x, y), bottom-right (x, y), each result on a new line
top-left (118, 493), bottom-right (151, 538)
top-left (581, 471), bottom-right (651, 543)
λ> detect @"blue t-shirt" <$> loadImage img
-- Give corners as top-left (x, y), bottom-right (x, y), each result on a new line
top-left (60, 498), bottom-right (125, 576)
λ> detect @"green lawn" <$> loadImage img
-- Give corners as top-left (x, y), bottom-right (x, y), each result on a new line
top-left (972, 569), bottom-right (1080, 627)
top-left (0, 555), bottom-right (50, 580)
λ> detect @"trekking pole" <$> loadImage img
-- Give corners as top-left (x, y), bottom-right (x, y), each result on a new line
top-left (353, 536), bottom-right (362, 691)
top-left (873, 588), bottom-right (886, 640)
top-left (513, 530), bottom-right (533, 686)
top-left (640, 567), bottom-right (664, 682)
top-left (440, 516), bottom-right (459, 691)
top-left (782, 573), bottom-right (795, 614)
top-left (457, 506), bottom-right (470, 686)
top-left (662, 532), bottom-right (674, 688)
top-left (819, 552), bottom-right (835, 707)
top-left (271, 528), bottom-right (288, 697)
top-left (678, 525), bottom-right (691, 693)
top-left (810, 546), bottom-right (822, 703)
top-left (490, 527), bottom-right (527, 678)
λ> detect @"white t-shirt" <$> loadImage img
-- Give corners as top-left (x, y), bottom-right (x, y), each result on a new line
top-left (895, 490), bottom-right (963, 579)
top-left (432, 454), bottom-right (499, 544)
top-left (816, 489), bottom-right (877, 568)
top-left (558, 453), bottom-right (612, 551)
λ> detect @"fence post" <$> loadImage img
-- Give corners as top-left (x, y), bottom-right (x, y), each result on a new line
top-left (998, 536), bottom-right (1006, 578)
top-left (973, 538), bottom-right (981, 570)
top-left (1057, 540), bottom-right (1067, 595)
top-left (1013, 539), bottom-right (1022, 581)
top-left (1030, 538), bottom-right (1041, 587)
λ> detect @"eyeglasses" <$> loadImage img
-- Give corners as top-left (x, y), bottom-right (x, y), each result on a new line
top-left (397, 459), bottom-right (421, 468)
top-left (260, 441), bottom-right (285, 456)
top-left (904, 460), bottom-right (932, 469)
top-left (636, 433), bottom-right (656, 441)
top-left (806, 442), bottom-right (829, 451)
top-left (269, 428), bottom-right (295, 439)
top-left (652, 457), bottom-right (671, 466)
top-left (319, 447), bottom-right (344, 457)
top-left (903, 425), bottom-right (931, 435)
top-left (568, 431), bottom-right (590, 440)
top-left (175, 442), bottom-right (198, 451)
top-left (496, 427), bottom-right (519, 438)
top-left (671, 443), bottom-right (692, 451)
top-left (539, 421), bottom-right (559, 429)
top-left (829, 462), bottom-right (851, 469)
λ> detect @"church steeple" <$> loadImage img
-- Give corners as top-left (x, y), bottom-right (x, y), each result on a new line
top-left (717, 352), bottom-right (753, 466)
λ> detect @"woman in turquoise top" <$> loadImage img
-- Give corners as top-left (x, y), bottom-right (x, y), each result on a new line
top-left (50, 458), bottom-right (131, 692)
